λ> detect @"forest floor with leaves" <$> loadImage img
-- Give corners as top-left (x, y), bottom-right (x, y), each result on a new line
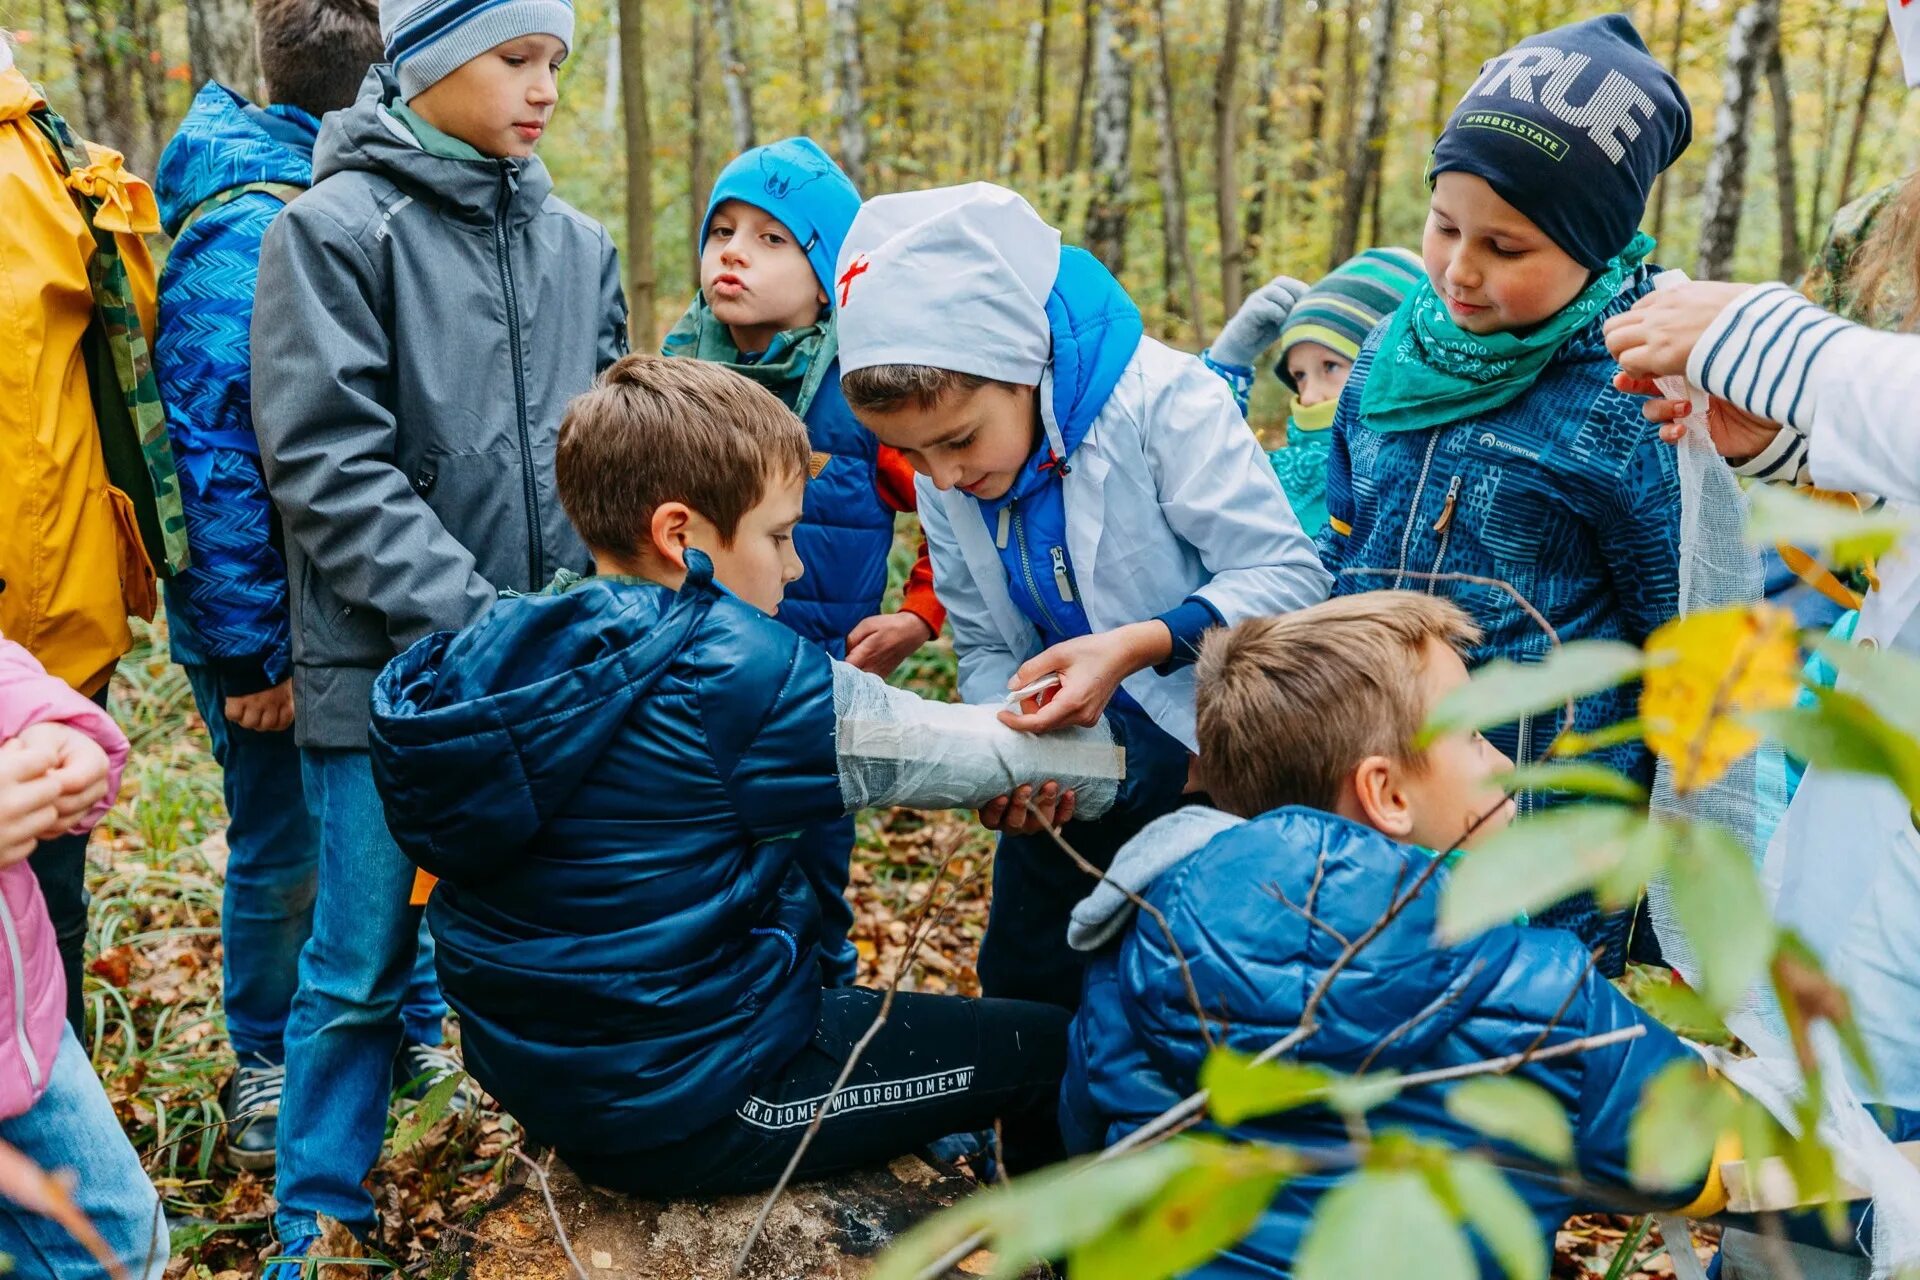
top-left (87, 618), bottom-right (1711, 1279)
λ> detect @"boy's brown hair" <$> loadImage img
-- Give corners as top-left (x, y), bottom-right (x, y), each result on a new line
top-left (256, 0), bottom-right (383, 117)
top-left (841, 365), bottom-right (1009, 414)
top-left (557, 354), bottom-right (811, 557)
top-left (1195, 593), bottom-right (1482, 819)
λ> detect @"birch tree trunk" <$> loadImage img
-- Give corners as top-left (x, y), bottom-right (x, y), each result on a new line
top-left (1331, 0), bottom-right (1398, 267)
top-left (1836, 18), bottom-right (1891, 210)
top-left (1241, 0), bottom-right (1285, 266)
top-left (185, 0), bottom-right (258, 96)
top-left (711, 0), bottom-right (757, 153)
top-left (621, 0), bottom-right (656, 345)
top-left (1804, 2), bottom-right (1852, 251)
top-left (1083, 0), bottom-right (1136, 276)
top-left (1649, 0), bottom-right (1690, 244)
top-left (689, 0), bottom-right (710, 290)
top-left (1766, 35), bottom-right (1802, 282)
top-left (1695, 0), bottom-right (1777, 280)
top-left (1000, 20), bottom-right (1045, 180)
top-left (1297, 3), bottom-right (1330, 182)
top-left (1213, 0), bottom-right (1248, 314)
top-left (826, 0), bottom-right (868, 187)
top-left (1034, 0), bottom-right (1052, 176)
top-left (1149, 0), bottom-right (1203, 337)
top-left (1064, 0), bottom-right (1098, 176)
top-left (1429, 0), bottom-right (1450, 141)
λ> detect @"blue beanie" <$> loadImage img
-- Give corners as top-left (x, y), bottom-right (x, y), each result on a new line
top-left (701, 137), bottom-right (862, 306)
top-left (381, 0), bottom-right (575, 99)
top-left (1428, 14), bottom-right (1690, 271)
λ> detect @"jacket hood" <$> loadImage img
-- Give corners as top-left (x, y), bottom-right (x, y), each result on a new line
top-left (702, 136), bottom-right (862, 301)
top-left (370, 556), bottom-right (724, 883)
top-left (1044, 246), bottom-right (1144, 456)
top-left (312, 66), bottom-right (553, 225)
top-left (1120, 806), bottom-right (1518, 1071)
top-left (1070, 805), bottom-right (1242, 951)
top-left (156, 81), bottom-right (317, 235)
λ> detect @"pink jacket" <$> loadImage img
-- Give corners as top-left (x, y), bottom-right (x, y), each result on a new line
top-left (0, 639), bottom-right (127, 1118)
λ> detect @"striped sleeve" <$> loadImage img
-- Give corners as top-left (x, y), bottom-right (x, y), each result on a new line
top-left (1687, 283), bottom-right (1853, 435)
top-left (1730, 425), bottom-right (1813, 487)
top-left (1199, 348), bottom-right (1256, 419)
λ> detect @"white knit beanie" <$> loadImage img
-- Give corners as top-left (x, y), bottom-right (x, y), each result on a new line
top-left (834, 182), bottom-right (1062, 386)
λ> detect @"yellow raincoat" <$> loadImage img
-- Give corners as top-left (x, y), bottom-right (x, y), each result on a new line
top-left (0, 67), bottom-right (161, 696)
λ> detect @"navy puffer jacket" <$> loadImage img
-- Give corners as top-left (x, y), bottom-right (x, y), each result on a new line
top-left (1061, 806), bottom-right (1703, 1277)
top-left (369, 555), bottom-right (847, 1159)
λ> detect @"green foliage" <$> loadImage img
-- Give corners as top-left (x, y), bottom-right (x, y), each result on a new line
top-left (1755, 685), bottom-right (1920, 813)
top-left (1446, 1154), bottom-right (1550, 1280)
top-left (389, 1071), bottom-right (469, 1157)
top-left (1443, 1077), bottom-right (1573, 1166)
top-left (1622, 967), bottom-right (1734, 1046)
top-left (1437, 806), bottom-right (1665, 943)
top-left (1494, 761), bottom-right (1650, 804)
top-left (1746, 484), bottom-right (1913, 569)
top-left (1296, 1166), bottom-right (1475, 1280)
top-left (1419, 641), bottom-right (1645, 747)
top-left (1665, 823), bottom-right (1776, 1011)
top-left (1627, 1059), bottom-right (1739, 1190)
top-left (1201, 1054), bottom-right (1334, 1126)
top-left (1071, 1141), bottom-right (1292, 1280)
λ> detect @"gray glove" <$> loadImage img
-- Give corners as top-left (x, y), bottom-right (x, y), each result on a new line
top-left (1210, 275), bottom-right (1311, 368)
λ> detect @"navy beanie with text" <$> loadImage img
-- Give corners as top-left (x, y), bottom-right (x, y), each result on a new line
top-left (1428, 14), bottom-right (1691, 270)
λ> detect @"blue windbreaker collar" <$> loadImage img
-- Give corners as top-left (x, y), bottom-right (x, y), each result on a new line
top-left (156, 80), bottom-right (319, 235)
top-left (1039, 246), bottom-right (1144, 460)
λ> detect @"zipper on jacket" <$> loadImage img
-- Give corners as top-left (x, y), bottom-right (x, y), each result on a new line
top-left (1425, 474), bottom-right (1464, 591)
top-left (495, 168), bottom-right (542, 590)
top-left (1010, 501), bottom-right (1065, 636)
top-left (0, 897), bottom-right (43, 1093)
top-left (1391, 433), bottom-right (1443, 590)
top-left (1050, 546), bottom-right (1076, 603)
top-left (1515, 713), bottom-right (1534, 817)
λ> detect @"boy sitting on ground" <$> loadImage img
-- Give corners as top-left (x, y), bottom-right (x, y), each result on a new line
top-left (1059, 593), bottom-right (1729, 1277)
top-left (369, 355), bottom-right (1084, 1196)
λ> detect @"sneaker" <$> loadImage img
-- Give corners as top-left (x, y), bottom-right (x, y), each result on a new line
top-left (220, 1058), bottom-right (285, 1172)
top-left (261, 1231), bottom-right (317, 1280)
top-left (391, 1041), bottom-right (476, 1113)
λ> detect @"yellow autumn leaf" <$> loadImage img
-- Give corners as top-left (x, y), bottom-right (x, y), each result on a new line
top-left (1640, 605), bottom-right (1800, 792)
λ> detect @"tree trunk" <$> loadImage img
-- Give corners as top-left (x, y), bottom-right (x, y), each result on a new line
top-left (1241, 0), bottom-right (1285, 267)
top-left (128, 0), bottom-right (169, 177)
top-left (1149, 0), bottom-right (1203, 337)
top-left (1648, 0), bottom-right (1689, 244)
top-left (1296, 3), bottom-right (1329, 182)
top-left (1213, 0), bottom-right (1247, 314)
top-left (1836, 18), bottom-right (1891, 210)
top-left (1034, 0), bottom-right (1052, 175)
top-left (602, 28), bottom-right (622, 132)
top-left (1000, 20), bottom-right (1045, 180)
top-left (1064, 0), bottom-right (1098, 176)
top-left (794, 0), bottom-right (813, 128)
top-left (1335, 0), bottom-right (1361, 173)
top-left (689, 0), bottom-right (710, 290)
top-left (1766, 33), bottom-right (1801, 282)
top-left (1804, 2), bottom-right (1851, 252)
top-left (1083, 0), bottom-right (1136, 275)
top-left (711, 0), bottom-right (757, 153)
top-left (185, 0), bottom-right (259, 96)
top-left (621, 0), bottom-right (657, 346)
top-left (1331, 0), bottom-right (1398, 268)
top-left (1429, 0), bottom-right (1449, 141)
top-left (825, 0), bottom-right (868, 187)
top-left (1695, 0), bottom-right (1776, 280)
top-left (60, 0), bottom-right (120, 142)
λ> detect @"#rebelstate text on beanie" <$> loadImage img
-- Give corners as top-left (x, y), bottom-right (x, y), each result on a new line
top-left (1428, 13), bottom-right (1690, 271)
top-left (381, 0), bottom-right (576, 99)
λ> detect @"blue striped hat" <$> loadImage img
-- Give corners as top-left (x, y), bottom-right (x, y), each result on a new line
top-left (381, 0), bottom-right (575, 98)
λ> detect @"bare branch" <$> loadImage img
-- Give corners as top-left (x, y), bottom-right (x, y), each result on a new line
top-left (506, 1149), bottom-right (588, 1280)
top-left (1356, 959), bottom-right (1484, 1075)
top-left (1265, 878), bottom-right (1354, 952)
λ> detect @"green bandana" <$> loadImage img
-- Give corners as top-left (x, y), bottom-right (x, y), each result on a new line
top-left (1358, 231), bottom-right (1654, 434)
top-left (388, 101), bottom-right (489, 162)
top-left (662, 295), bottom-right (835, 416)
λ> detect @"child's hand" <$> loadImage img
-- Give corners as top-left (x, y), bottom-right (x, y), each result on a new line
top-left (978, 781), bottom-right (1077, 834)
top-left (0, 736), bottom-right (64, 867)
top-left (844, 612), bottom-right (935, 679)
top-left (998, 622), bottom-right (1171, 734)
top-left (1601, 281), bottom-right (1755, 380)
top-left (1610, 372), bottom-right (1785, 458)
top-left (1211, 275), bottom-right (1311, 368)
top-left (225, 680), bottom-right (295, 733)
top-left (14, 722), bottom-right (113, 832)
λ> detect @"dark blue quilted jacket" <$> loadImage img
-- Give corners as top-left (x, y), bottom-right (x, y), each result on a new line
top-left (368, 554), bottom-right (848, 1159)
top-left (1320, 272), bottom-right (1680, 962)
top-left (153, 81), bottom-right (316, 690)
top-left (1061, 806), bottom-right (1702, 1278)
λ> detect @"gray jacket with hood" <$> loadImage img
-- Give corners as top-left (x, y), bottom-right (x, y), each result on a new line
top-left (251, 68), bottom-right (626, 748)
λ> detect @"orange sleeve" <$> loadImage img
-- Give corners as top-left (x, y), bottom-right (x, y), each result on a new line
top-left (874, 446), bottom-right (920, 513)
top-left (900, 539), bottom-right (945, 636)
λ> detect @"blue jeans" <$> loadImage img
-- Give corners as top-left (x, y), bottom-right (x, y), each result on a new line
top-left (273, 747), bottom-right (435, 1242)
top-left (182, 665), bottom-right (443, 1064)
top-left (0, 1026), bottom-right (167, 1278)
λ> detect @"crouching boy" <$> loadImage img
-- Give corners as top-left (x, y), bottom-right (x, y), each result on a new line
top-left (369, 356), bottom-right (1075, 1194)
top-left (1059, 594), bottom-right (1729, 1276)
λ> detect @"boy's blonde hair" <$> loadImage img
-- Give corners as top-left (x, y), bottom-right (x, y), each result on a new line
top-left (1196, 593), bottom-right (1482, 819)
top-left (557, 354), bottom-right (810, 557)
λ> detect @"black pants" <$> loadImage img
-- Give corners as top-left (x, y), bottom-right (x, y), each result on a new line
top-left (565, 986), bottom-right (1070, 1197)
top-left (979, 701), bottom-right (1196, 1010)
top-left (31, 684), bottom-right (110, 1036)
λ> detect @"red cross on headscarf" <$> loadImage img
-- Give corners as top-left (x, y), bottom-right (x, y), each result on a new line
top-left (837, 254), bottom-right (872, 307)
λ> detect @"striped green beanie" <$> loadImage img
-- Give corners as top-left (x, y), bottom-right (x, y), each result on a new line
top-left (1274, 247), bottom-right (1423, 391)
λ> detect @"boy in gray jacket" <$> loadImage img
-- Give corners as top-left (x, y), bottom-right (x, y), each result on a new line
top-left (248, 0), bottom-right (625, 1264)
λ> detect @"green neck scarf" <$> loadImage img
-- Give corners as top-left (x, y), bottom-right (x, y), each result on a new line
top-left (1286, 394), bottom-right (1339, 435)
top-left (389, 101), bottom-right (490, 162)
top-left (1359, 231), bottom-right (1654, 434)
top-left (662, 295), bottom-right (835, 416)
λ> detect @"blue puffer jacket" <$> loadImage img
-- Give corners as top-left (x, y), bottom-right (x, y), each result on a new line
top-left (153, 81), bottom-right (317, 691)
top-left (368, 554), bottom-right (848, 1160)
top-left (1320, 272), bottom-right (1680, 964)
top-left (1061, 806), bottom-right (1703, 1278)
